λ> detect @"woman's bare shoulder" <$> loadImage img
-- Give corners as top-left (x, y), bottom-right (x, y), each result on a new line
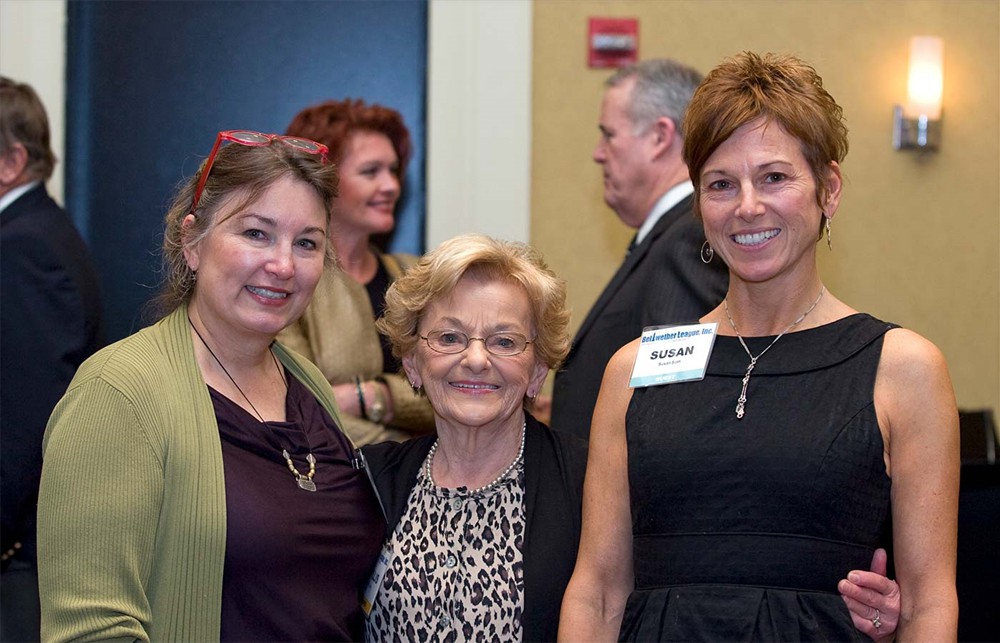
top-left (879, 327), bottom-right (950, 383)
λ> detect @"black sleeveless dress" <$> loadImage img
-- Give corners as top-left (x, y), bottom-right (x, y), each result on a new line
top-left (619, 314), bottom-right (895, 642)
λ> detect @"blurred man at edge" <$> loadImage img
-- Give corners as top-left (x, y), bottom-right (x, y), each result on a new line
top-left (1, 76), bottom-right (103, 642)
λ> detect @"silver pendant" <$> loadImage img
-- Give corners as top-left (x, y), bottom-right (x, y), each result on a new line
top-left (296, 476), bottom-right (317, 492)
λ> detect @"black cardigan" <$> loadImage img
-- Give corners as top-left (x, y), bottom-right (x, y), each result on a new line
top-left (360, 413), bottom-right (587, 642)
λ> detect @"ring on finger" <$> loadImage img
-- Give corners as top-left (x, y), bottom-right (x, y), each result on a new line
top-left (871, 608), bottom-right (881, 630)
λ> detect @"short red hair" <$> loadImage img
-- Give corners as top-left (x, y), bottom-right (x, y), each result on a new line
top-left (285, 99), bottom-right (412, 176)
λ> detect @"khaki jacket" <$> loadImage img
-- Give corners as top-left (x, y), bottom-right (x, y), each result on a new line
top-left (278, 251), bottom-right (434, 445)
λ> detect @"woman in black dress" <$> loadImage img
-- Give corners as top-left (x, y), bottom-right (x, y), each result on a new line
top-left (561, 53), bottom-right (958, 642)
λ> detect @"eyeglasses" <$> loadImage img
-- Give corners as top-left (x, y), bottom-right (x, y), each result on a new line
top-left (190, 130), bottom-right (330, 213)
top-left (420, 330), bottom-right (534, 357)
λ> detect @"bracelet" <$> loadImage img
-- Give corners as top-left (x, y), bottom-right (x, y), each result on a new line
top-left (367, 379), bottom-right (387, 423)
top-left (353, 376), bottom-right (367, 418)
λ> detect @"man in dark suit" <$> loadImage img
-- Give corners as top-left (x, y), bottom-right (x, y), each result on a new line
top-left (548, 60), bottom-right (729, 440)
top-left (1, 76), bottom-right (104, 642)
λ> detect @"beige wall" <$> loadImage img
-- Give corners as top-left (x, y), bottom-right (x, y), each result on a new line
top-left (531, 0), bottom-right (999, 413)
top-left (1, 0), bottom-right (67, 203)
top-left (428, 0), bottom-right (532, 247)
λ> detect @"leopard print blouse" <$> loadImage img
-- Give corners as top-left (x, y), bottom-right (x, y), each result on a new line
top-left (365, 453), bottom-right (526, 642)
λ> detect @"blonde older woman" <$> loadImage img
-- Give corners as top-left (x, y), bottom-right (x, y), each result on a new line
top-left (361, 234), bottom-right (585, 642)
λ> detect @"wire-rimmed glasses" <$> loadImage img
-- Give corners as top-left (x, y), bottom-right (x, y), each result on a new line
top-left (190, 130), bottom-right (329, 213)
top-left (420, 330), bottom-right (534, 357)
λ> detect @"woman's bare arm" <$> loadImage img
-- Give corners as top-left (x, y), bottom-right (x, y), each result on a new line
top-left (559, 340), bottom-right (639, 641)
top-left (876, 328), bottom-right (959, 641)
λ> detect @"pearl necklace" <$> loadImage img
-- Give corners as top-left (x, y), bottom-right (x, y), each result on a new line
top-left (424, 420), bottom-right (526, 494)
top-left (189, 316), bottom-right (318, 492)
top-left (723, 286), bottom-right (825, 420)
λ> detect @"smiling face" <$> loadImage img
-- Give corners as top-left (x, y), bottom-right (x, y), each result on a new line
top-left (332, 130), bottom-right (400, 239)
top-left (402, 274), bottom-right (549, 433)
top-left (698, 118), bottom-right (841, 287)
top-left (184, 175), bottom-right (328, 344)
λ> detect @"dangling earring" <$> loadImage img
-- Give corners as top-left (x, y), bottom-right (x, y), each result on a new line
top-left (824, 215), bottom-right (832, 251)
top-left (700, 240), bottom-right (714, 264)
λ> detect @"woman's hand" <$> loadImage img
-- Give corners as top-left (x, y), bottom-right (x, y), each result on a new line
top-left (332, 382), bottom-right (363, 418)
top-left (332, 380), bottom-right (394, 423)
top-left (839, 548), bottom-right (900, 642)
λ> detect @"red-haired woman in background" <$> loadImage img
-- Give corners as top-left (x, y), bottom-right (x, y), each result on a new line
top-left (281, 99), bottom-right (434, 446)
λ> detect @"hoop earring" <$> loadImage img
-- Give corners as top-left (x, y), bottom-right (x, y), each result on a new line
top-left (824, 215), bottom-right (832, 251)
top-left (700, 240), bottom-right (714, 264)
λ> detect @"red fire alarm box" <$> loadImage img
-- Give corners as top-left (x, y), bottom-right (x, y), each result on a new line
top-left (588, 17), bottom-right (639, 68)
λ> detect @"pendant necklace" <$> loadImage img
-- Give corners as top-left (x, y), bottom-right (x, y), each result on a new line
top-left (188, 316), bottom-right (318, 491)
top-left (723, 286), bottom-right (825, 420)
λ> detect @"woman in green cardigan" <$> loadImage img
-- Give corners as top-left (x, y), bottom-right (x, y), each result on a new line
top-left (37, 131), bottom-right (385, 641)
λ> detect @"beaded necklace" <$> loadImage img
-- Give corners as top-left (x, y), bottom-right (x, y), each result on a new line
top-left (424, 420), bottom-right (526, 494)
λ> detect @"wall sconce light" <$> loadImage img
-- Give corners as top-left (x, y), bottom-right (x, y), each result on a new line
top-left (893, 36), bottom-right (944, 151)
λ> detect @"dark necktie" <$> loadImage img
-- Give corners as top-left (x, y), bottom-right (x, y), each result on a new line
top-left (626, 234), bottom-right (638, 257)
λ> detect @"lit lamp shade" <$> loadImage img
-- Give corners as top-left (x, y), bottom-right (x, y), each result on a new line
top-left (906, 36), bottom-right (943, 120)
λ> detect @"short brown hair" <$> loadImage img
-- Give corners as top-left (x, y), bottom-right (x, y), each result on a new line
top-left (377, 234), bottom-right (570, 375)
top-left (284, 99), bottom-right (411, 177)
top-left (152, 137), bottom-right (338, 318)
top-left (0, 76), bottom-right (56, 181)
top-left (683, 52), bottom-right (849, 214)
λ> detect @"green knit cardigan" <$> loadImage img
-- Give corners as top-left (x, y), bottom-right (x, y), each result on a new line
top-left (37, 305), bottom-right (347, 642)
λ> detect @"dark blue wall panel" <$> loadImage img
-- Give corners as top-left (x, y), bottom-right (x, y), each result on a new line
top-left (67, 0), bottom-right (427, 341)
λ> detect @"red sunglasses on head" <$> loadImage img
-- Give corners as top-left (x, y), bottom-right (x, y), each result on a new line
top-left (190, 130), bottom-right (329, 213)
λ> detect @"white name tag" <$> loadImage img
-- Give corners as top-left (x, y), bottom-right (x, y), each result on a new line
top-left (629, 322), bottom-right (718, 388)
top-left (362, 543), bottom-right (392, 616)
